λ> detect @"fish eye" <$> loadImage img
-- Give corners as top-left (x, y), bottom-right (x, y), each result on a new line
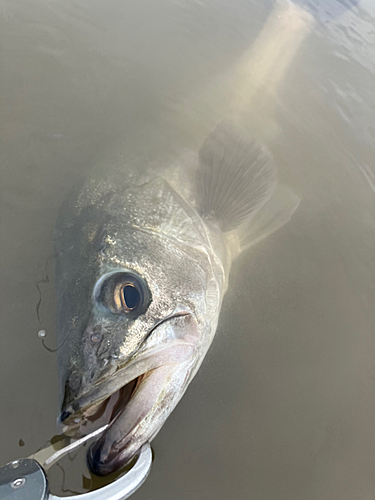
top-left (96, 271), bottom-right (151, 317)
top-left (114, 282), bottom-right (141, 312)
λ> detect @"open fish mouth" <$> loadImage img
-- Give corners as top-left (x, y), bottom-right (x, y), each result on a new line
top-left (60, 374), bottom-right (143, 439)
top-left (59, 314), bottom-right (198, 476)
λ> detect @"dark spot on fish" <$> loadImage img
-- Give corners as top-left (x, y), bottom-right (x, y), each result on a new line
top-left (59, 409), bottom-right (71, 423)
top-left (18, 439), bottom-right (25, 447)
top-left (87, 440), bottom-right (107, 476)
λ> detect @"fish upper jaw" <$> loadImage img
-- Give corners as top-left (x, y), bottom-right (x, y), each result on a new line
top-left (59, 309), bottom-right (199, 422)
top-left (58, 339), bottom-right (196, 430)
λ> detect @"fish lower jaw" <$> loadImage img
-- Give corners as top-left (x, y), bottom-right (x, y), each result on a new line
top-left (87, 363), bottom-right (185, 476)
top-left (62, 360), bottom-right (190, 476)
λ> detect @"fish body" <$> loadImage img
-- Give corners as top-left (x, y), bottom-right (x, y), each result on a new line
top-left (55, 123), bottom-right (298, 475)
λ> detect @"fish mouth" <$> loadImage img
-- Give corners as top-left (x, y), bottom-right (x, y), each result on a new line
top-left (59, 313), bottom-right (198, 476)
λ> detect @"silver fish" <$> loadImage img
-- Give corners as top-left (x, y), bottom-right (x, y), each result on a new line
top-left (55, 123), bottom-right (299, 476)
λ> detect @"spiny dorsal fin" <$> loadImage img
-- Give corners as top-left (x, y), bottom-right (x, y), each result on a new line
top-left (196, 122), bottom-right (278, 232)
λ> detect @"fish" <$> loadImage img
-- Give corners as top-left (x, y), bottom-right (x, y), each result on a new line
top-left (55, 122), bottom-right (299, 476)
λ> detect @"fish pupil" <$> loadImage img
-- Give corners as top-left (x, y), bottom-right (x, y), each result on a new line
top-left (123, 285), bottom-right (140, 310)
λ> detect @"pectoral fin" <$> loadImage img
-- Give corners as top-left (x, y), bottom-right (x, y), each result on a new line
top-left (196, 122), bottom-right (278, 231)
top-left (238, 185), bottom-right (300, 251)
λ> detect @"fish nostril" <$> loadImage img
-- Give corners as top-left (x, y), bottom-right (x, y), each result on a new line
top-left (90, 332), bottom-right (102, 343)
top-left (90, 325), bottom-right (103, 344)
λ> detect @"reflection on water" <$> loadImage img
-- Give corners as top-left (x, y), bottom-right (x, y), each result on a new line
top-left (1, 0), bottom-right (375, 498)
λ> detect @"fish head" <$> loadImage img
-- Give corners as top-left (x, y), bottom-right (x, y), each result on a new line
top-left (55, 179), bottom-right (223, 476)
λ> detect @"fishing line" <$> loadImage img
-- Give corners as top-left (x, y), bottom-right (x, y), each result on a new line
top-left (40, 330), bottom-right (71, 353)
top-left (36, 253), bottom-right (55, 323)
top-left (35, 252), bottom-right (70, 353)
top-left (55, 463), bottom-right (82, 495)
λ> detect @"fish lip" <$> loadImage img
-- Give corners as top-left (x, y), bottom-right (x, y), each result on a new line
top-left (59, 311), bottom-right (197, 433)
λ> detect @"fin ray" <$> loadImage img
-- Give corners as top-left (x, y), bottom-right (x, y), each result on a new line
top-left (239, 185), bottom-right (300, 250)
top-left (196, 123), bottom-right (278, 231)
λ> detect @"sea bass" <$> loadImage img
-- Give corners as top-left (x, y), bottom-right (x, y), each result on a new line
top-left (55, 123), bottom-right (299, 476)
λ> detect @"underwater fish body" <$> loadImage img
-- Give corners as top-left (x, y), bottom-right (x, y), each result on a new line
top-left (55, 123), bottom-right (299, 476)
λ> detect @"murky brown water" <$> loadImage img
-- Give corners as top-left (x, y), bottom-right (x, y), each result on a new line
top-left (1, 0), bottom-right (375, 498)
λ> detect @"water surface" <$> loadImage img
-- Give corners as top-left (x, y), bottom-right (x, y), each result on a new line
top-left (1, 1), bottom-right (375, 498)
